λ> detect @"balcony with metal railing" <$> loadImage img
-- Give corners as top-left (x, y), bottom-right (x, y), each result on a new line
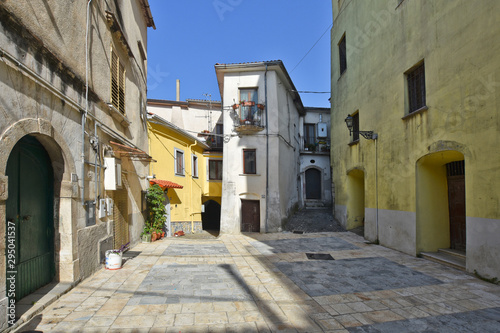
top-left (231, 102), bottom-right (265, 134)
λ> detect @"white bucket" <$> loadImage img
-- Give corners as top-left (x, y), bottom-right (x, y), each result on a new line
top-left (105, 251), bottom-right (122, 270)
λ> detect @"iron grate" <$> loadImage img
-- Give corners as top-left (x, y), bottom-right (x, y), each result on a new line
top-left (306, 253), bottom-right (335, 260)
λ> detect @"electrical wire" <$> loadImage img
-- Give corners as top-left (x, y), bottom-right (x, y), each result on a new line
top-left (290, 22), bottom-right (333, 74)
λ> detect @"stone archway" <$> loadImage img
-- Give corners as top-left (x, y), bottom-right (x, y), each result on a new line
top-left (346, 168), bottom-right (365, 231)
top-left (416, 149), bottom-right (465, 253)
top-left (305, 167), bottom-right (322, 200)
top-left (0, 119), bottom-right (79, 297)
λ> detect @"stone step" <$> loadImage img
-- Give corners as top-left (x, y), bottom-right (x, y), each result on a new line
top-left (438, 248), bottom-right (466, 260)
top-left (420, 250), bottom-right (466, 271)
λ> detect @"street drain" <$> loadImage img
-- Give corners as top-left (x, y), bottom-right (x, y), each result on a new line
top-left (306, 253), bottom-right (334, 260)
top-left (293, 230), bottom-right (304, 234)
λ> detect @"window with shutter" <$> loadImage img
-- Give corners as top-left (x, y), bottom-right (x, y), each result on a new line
top-left (111, 50), bottom-right (126, 114)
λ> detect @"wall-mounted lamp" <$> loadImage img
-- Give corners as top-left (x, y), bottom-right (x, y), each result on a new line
top-left (345, 114), bottom-right (377, 140)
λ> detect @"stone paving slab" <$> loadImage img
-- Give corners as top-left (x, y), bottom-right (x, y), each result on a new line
top-left (347, 306), bottom-right (500, 332)
top-left (12, 233), bottom-right (500, 333)
top-left (275, 257), bottom-right (443, 297)
top-left (130, 263), bottom-right (253, 305)
top-left (162, 243), bottom-right (229, 256)
top-left (250, 236), bottom-right (359, 254)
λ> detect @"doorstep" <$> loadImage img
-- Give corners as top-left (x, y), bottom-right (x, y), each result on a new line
top-left (7, 281), bottom-right (77, 332)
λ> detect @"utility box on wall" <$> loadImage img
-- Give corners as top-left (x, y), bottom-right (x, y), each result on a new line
top-left (317, 123), bottom-right (328, 138)
top-left (104, 157), bottom-right (122, 190)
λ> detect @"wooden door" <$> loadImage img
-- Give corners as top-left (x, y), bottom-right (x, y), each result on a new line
top-left (6, 136), bottom-right (55, 301)
top-left (306, 169), bottom-right (321, 199)
top-left (241, 200), bottom-right (260, 232)
top-left (447, 161), bottom-right (466, 252)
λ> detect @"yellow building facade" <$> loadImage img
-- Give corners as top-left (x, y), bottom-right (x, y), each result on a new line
top-left (148, 114), bottom-right (222, 234)
top-left (331, 0), bottom-right (500, 280)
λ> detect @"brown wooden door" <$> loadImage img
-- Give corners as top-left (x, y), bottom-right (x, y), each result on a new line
top-left (448, 175), bottom-right (466, 251)
top-left (241, 200), bottom-right (260, 232)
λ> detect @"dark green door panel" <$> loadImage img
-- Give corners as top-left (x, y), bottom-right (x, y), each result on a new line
top-left (6, 135), bottom-right (55, 301)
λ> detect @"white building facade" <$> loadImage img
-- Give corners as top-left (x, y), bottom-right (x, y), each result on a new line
top-left (299, 107), bottom-right (332, 209)
top-left (215, 61), bottom-right (305, 234)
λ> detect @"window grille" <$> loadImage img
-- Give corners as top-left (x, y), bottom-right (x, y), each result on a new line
top-left (339, 35), bottom-right (347, 74)
top-left (447, 161), bottom-right (465, 177)
top-left (407, 62), bottom-right (426, 113)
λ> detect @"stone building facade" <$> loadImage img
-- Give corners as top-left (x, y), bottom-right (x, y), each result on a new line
top-left (0, 0), bottom-right (154, 328)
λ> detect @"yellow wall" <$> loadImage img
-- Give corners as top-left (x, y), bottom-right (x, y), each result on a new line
top-left (148, 122), bottom-right (221, 226)
top-left (331, 0), bottom-right (500, 278)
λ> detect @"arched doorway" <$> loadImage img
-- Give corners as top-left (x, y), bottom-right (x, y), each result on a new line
top-left (416, 150), bottom-right (465, 253)
top-left (6, 135), bottom-right (55, 301)
top-left (202, 200), bottom-right (221, 231)
top-left (305, 168), bottom-right (322, 200)
top-left (346, 169), bottom-right (365, 231)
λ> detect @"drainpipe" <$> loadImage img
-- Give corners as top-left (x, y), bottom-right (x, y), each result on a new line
top-left (265, 64), bottom-right (269, 233)
top-left (82, 0), bottom-right (93, 205)
top-left (375, 137), bottom-right (379, 243)
top-left (188, 140), bottom-right (197, 233)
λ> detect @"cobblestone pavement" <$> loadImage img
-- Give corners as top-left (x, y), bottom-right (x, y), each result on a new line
top-left (285, 209), bottom-right (345, 233)
top-left (15, 232), bottom-right (500, 332)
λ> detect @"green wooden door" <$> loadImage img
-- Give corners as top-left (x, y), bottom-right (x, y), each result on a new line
top-left (6, 135), bottom-right (55, 301)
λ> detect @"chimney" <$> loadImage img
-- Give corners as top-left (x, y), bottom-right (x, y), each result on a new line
top-left (176, 79), bottom-right (180, 101)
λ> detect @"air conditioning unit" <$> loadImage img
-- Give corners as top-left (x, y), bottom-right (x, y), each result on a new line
top-left (317, 123), bottom-right (328, 138)
top-left (104, 157), bottom-right (122, 190)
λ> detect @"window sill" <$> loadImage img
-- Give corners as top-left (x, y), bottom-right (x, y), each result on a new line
top-left (402, 105), bottom-right (428, 120)
top-left (348, 140), bottom-right (359, 146)
top-left (208, 179), bottom-right (222, 182)
top-left (175, 174), bottom-right (185, 177)
top-left (239, 174), bottom-right (260, 177)
top-left (107, 103), bottom-right (131, 127)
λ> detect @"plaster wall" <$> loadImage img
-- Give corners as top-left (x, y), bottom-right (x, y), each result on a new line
top-left (148, 103), bottom-right (223, 136)
top-left (148, 123), bottom-right (207, 231)
top-left (331, 0), bottom-right (500, 278)
top-left (0, 1), bottom-right (152, 328)
top-left (220, 68), bottom-right (302, 233)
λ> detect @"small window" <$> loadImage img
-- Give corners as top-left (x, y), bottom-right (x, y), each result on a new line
top-left (192, 155), bottom-right (198, 178)
top-left (339, 35), bottom-right (347, 75)
top-left (215, 123), bottom-right (224, 147)
top-left (175, 149), bottom-right (184, 176)
top-left (111, 49), bottom-right (126, 114)
top-left (352, 113), bottom-right (359, 142)
top-left (209, 160), bottom-right (222, 180)
top-left (406, 62), bottom-right (426, 113)
top-left (243, 149), bottom-right (257, 174)
top-left (304, 124), bottom-right (316, 146)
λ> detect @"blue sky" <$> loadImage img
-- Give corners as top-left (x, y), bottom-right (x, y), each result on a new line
top-left (147, 1), bottom-right (332, 108)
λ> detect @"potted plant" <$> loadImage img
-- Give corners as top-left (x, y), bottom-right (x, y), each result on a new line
top-left (141, 226), bottom-right (152, 243)
top-left (105, 242), bottom-right (129, 270)
top-left (307, 143), bottom-right (317, 152)
top-left (145, 184), bottom-right (167, 241)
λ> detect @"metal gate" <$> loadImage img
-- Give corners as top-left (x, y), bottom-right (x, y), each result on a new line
top-left (447, 161), bottom-right (466, 252)
top-left (113, 175), bottom-right (129, 249)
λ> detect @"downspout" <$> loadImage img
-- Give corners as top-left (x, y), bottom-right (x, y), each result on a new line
top-left (189, 140), bottom-right (197, 233)
top-left (375, 137), bottom-right (379, 243)
top-left (265, 64), bottom-right (269, 233)
top-left (82, 0), bottom-right (93, 205)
